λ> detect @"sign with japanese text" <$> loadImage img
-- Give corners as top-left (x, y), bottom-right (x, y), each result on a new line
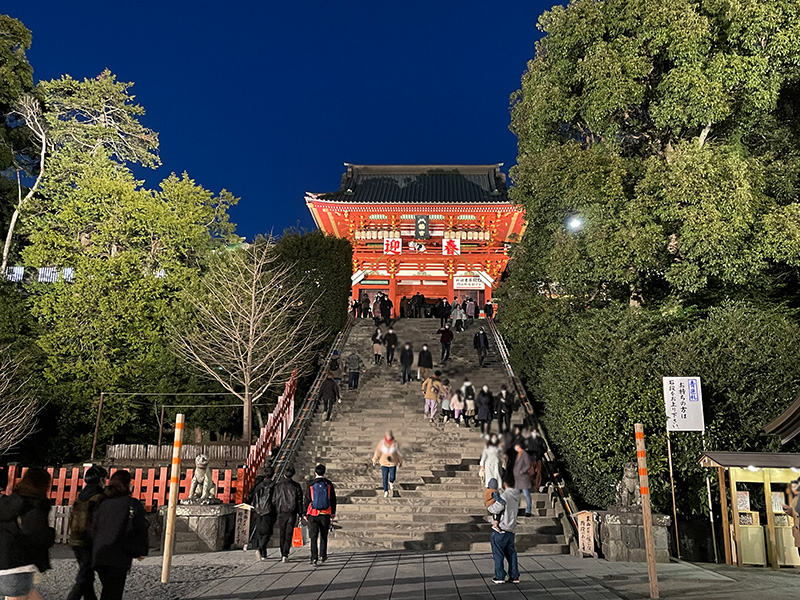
top-left (575, 511), bottom-right (595, 556)
top-left (442, 238), bottom-right (461, 256)
top-left (233, 505), bottom-right (252, 548)
top-left (414, 215), bottom-right (430, 240)
top-left (663, 376), bottom-right (704, 432)
top-left (454, 276), bottom-right (483, 289)
top-left (383, 238), bottom-right (402, 255)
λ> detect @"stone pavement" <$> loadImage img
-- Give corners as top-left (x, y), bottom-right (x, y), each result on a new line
top-left (188, 551), bottom-right (621, 599)
top-left (185, 548), bottom-right (800, 600)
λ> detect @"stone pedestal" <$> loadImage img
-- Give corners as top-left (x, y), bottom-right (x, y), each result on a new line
top-left (159, 504), bottom-right (236, 553)
top-left (596, 509), bottom-right (671, 563)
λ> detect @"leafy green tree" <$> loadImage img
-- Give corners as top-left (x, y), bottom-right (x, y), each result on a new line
top-left (273, 229), bottom-right (353, 341)
top-left (502, 0), bottom-right (800, 515)
top-left (23, 152), bottom-right (238, 461)
top-left (0, 14), bottom-right (34, 267)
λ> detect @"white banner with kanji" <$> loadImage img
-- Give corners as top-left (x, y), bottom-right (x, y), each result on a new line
top-left (442, 238), bottom-right (461, 256)
top-left (383, 238), bottom-right (402, 255)
top-left (663, 376), bottom-right (704, 432)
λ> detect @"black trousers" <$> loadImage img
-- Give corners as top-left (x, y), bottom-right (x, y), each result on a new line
top-left (386, 346), bottom-right (395, 365)
top-left (95, 566), bottom-right (129, 600)
top-left (277, 512), bottom-right (297, 558)
top-left (256, 512), bottom-right (276, 554)
top-left (308, 514), bottom-right (331, 561)
top-left (477, 347), bottom-right (488, 366)
top-left (441, 342), bottom-right (451, 361)
top-left (323, 396), bottom-right (335, 420)
top-left (499, 411), bottom-right (511, 433)
top-left (67, 545), bottom-right (97, 600)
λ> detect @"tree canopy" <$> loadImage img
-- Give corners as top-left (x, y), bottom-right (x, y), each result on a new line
top-left (502, 0), bottom-right (800, 515)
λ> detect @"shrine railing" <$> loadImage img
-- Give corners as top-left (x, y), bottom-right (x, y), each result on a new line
top-left (235, 369), bottom-right (299, 503)
top-left (485, 317), bottom-right (581, 545)
top-left (270, 316), bottom-right (355, 480)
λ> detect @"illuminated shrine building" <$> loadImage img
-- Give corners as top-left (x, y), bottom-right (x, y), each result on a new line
top-left (305, 164), bottom-right (526, 313)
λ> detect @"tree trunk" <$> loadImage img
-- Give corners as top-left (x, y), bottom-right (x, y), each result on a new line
top-left (243, 392), bottom-right (252, 445)
top-left (194, 427), bottom-right (203, 444)
top-left (0, 208), bottom-right (20, 274)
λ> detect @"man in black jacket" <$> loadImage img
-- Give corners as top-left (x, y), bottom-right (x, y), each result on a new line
top-left (399, 343), bottom-right (414, 384)
top-left (418, 344), bottom-right (433, 381)
top-left (67, 465), bottom-right (107, 600)
top-left (304, 464), bottom-right (337, 566)
top-left (272, 466), bottom-right (303, 563)
top-left (384, 328), bottom-right (398, 366)
top-left (247, 466), bottom-right (276, 560)
top-left (319, 373), bottom-right (340, 421)
top-left (473, 327), bottom-right (490, 367)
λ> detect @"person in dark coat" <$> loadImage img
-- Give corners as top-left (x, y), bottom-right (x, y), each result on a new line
top-left (0, 467), bottom-right (55, 600)
top-left (399, 296), bottom-right (407, 319)
top-left (417, 344), bottom-right (434, 381)
top-left (384, 328), bottom-right (399, 366)
top-left (304, 464), bottom-right (337, 566)
top-left (91, 470), bottom-right (149, 600)
top-left (399, 343), bottom-right (414, 384)
top-left (67, 465), bottom-right (108, 600)
top-left (246, 466), bottom-right (276, 560)
top-left (526, 429), bottom-right (547, 492)
top-left (319, 373), bottom-right (340, 421)
top-left (475, 385), bottom-right (494, 435)
top-left (441, 299), bottom-right (452, 327)
top-left (512, 443), bottom-right (533, 517)
top-left (271, 467), bottom-right (303, 563)
top-left (495, 385), bottom-right (516, 435)
top-left (380, 295), bottom-right (392, 326)
top-left (436, 323), bottom-right (455, 363)
top-left (474, 327), bottom-right (490, 367)
top-left (484, 301), bottom-right (495, 319)
top-left (360, 292), bottom-right (370, 318)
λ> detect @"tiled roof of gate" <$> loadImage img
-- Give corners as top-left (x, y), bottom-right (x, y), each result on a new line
top-left (314, 164), bottom-right (509, 203)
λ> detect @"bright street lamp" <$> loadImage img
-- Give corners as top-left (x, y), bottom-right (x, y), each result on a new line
top-left (567, 216), bottom-right (583, 232)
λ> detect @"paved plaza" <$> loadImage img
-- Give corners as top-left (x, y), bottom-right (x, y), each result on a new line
top-left (183, 549), bottom-right (799, 600)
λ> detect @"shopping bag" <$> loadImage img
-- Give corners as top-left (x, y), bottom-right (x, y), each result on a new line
top-left (292, 524), bottom-right (309, 547)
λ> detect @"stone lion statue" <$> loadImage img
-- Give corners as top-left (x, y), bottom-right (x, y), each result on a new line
top-left (614, 462), bottom-right (641, 508)
top-left (188, 454), bottom-right (216, 501)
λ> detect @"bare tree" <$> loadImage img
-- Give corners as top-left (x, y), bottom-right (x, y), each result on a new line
top-left (170, 239), bottom-right (323, 443)
top-left (1, 94), bottom-right (47, 274)
top-left (0, 347), bottom-right (39, 456)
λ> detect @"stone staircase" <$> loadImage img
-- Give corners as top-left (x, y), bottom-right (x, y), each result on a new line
top-left (279, 317), bottom-right (569, 554)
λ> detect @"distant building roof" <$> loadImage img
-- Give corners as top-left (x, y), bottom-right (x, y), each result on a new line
top-left (314, 164), bottom-right (509, 204)
top-left (763, 394), bottom-right (800, 444)
top-left (699, 451), bottom-right (800, 469)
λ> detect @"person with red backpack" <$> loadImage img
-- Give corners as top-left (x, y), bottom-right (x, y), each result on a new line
top-left (303, 464), bottom-right (337, 566)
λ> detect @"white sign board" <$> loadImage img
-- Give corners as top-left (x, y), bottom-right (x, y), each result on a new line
top-left (442, 238), bottom-right (461, 256)
top-left (575, 510), bottom-right (595, 556)
top-left (383, 238), bottom-right (402, 255)
top-left (454, 276), bottom-right (483, 289)
top-left (663, 376), bottom-right (704, 432)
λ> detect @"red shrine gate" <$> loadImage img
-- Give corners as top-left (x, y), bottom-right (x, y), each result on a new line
top-left (305, 164), bottom-right (525, 314)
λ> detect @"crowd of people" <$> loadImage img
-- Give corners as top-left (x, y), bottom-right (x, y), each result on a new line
top-left (0, 466), bottom-right (149, 600)
top-left (350, 293), bottom-right (494, 328)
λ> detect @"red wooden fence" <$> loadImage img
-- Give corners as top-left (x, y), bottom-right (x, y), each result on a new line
top-left (3, 464), bottom-right (245, 512)
top-left (3, 369), bottom-right (300, 511)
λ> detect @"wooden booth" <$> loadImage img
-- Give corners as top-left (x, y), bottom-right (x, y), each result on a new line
top-left (699, 451), bottom-right (800, 569)
top-left (305, 164), bottom-right (526, 314)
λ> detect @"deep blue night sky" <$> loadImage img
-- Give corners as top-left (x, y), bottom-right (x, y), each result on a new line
top-left (10, 1), bottom-right (553, 239)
